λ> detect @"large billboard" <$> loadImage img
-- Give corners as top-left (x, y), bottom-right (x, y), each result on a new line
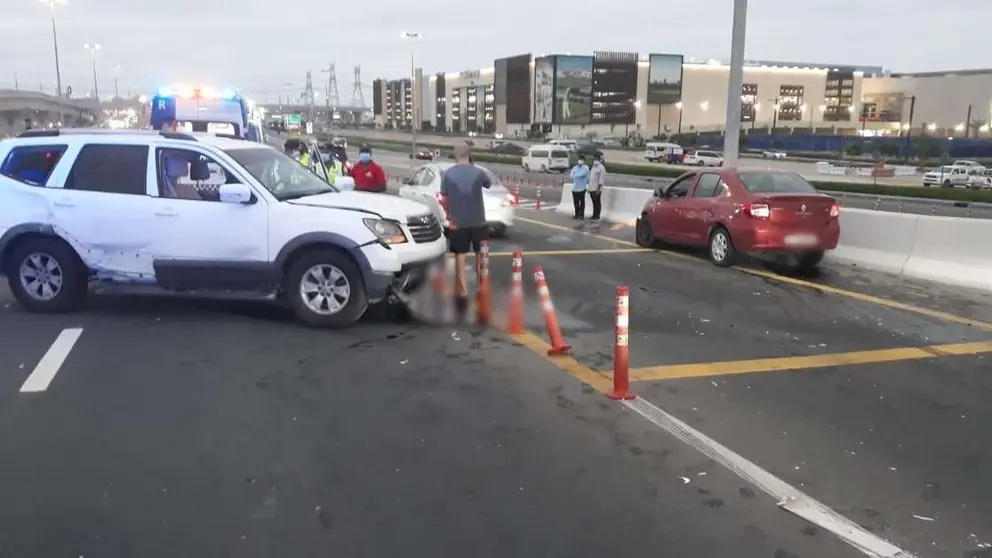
top-left (554, 55), bottom-right (593, 125)
top-left (504, 54), bottom-right (532, 124)
top-left (533, 56), bottom-right (555, 124)
top-left (494, 57), bottom-right (508, 105)
top-left (647, 54), bottom-right (684, 105)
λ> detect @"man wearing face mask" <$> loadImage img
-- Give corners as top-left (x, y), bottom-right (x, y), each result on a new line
top-left (349, 144), bottom-right (388, 193)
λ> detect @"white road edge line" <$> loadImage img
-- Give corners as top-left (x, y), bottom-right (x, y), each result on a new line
top-left (623, 397), bottom-right (917, 558)
top-left (20, 328), bottom-right (84, 393)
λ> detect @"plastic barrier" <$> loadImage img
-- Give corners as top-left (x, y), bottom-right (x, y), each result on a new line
top-left (547, 184), bottom-right (992, 292)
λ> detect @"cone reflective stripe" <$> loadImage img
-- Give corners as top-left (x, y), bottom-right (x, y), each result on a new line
top-left (507, 251), bottom-right (525, 334)
top-left (533, 265), bottom-right (570, 355)
top-left (535, 187), bottom-right (542, 210)
top-left (476, 241), bottom-right (491, 326)
top-left (608, 285), bottom-right (635, 400)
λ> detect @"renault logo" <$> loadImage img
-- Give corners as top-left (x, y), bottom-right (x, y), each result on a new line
top-left (800, 204), bottom-right (807, 212)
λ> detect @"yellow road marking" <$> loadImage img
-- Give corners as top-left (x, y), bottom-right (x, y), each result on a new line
top-left (509, 331), bottom-right (613, 393)
top-left (629, 341), bottom-right (992, 381)
top-left (514, 214), bottom-right (992, 331)
top-left (734, 267), bottom-right (992, 331)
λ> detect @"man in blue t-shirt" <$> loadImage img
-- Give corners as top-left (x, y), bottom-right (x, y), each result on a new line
top-left (439, 143), bottom-right (492, 318)
top-left (569, 155), bottom-right (590, 219)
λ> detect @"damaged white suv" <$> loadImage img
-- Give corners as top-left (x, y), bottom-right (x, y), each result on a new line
top-left (0, 129), bottom-right (446, 327)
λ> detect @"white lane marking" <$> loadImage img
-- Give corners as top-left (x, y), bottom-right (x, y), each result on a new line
top-left (20, 328), bottom-right (84, 393)
top-left (623, 397), bottom-right (916, 558)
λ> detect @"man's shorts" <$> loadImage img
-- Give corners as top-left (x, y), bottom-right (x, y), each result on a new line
top-left (448, 226), bottom-right (488, 254)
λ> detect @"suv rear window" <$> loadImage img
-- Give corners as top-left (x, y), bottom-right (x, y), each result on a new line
top-left (0, 145), bottom-right (68, 186)
top-left (738, 171), bottom-right (818, 194)
top-left (551, 150), bottom-right (569, 158)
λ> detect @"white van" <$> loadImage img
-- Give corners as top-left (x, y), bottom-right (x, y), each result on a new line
top-left (644, 142), bottom-right (683, 163)
top-left (523, 144), bottom-right (571, 173)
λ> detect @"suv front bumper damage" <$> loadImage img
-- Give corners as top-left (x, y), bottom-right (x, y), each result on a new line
top-left (367, 255), bottom-right (445, 304)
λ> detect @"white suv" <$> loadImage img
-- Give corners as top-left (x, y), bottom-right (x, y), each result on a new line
top-left (684, 150), bottom-right (724, 167)
top-left (0, 129), bottom-right (446, 327)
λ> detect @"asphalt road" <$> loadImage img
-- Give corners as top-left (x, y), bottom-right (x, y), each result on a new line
top-left (480, 208), bottom-right (992, 557)
top-left (373, 150), bottom-right (992, 220)
top-left (0, 277), bottom-right (862, 557)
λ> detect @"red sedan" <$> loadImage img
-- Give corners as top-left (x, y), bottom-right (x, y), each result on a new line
top-left (634, 169), bottom-right (840, 271)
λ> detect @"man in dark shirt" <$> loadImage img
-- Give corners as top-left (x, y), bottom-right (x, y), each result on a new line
top-left (439, 143), bottom-right (491, 317)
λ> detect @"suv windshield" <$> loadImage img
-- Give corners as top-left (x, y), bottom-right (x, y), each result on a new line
top-left (224, 147), bottom-right (336, 200)
top-left (738, 171), bottom-right (818, 194)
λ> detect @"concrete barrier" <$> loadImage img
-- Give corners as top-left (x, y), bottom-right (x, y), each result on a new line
top-left (903, 216), bottom-right (992, 291)
top-left (544, 185), bottom-right (992, 292)
top-left (828, 209), bottom-right (919, 275)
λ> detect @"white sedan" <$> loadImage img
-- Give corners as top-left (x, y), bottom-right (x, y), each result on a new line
top-left (398, 162), bottom-right (516, 237)
top-left (762, 149), bottom-right (787, 159)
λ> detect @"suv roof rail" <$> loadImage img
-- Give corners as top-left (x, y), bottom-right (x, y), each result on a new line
top-left (17, 128), bottom-right (198, 141)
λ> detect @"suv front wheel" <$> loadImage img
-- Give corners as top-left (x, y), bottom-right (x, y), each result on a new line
top-left (284, 249), bottom-right (368, 327)
top-left (5, 237), bottom-right (88, 313)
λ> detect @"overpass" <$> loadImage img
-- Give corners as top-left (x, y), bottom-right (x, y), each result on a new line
top-left (0, 89), bottom-right (103, 136)
top-left (258, 103), bottom-right (372, 127)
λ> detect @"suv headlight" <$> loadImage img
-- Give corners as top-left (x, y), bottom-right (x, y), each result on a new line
top-left (363, 218), bottom-right (407, 244)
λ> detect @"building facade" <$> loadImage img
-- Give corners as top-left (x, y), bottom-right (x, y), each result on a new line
top-left (372, 54), bottom-right (992, 139)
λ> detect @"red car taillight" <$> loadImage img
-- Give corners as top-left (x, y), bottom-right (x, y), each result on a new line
top-left (744, 203), bottom-right (771, 219)
top-left (829, 203), bottom-right (840, 218)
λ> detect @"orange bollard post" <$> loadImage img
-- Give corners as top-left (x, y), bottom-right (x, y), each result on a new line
top-left (514, 185), bottom-right (521, 206)
top-left (476, 241), bottom-right (491, 326)
top-left (607, 285), bottom-right (636, 400)
top-left (536, 187), bottom-right (542, 211)
top-left (507, 251), bottom-right (525, 334)
top-left (533, 265), bottom-right (570, 355)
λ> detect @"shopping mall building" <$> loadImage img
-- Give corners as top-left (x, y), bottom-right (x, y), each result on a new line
top-left (372, 53), bottom-right (992, 140)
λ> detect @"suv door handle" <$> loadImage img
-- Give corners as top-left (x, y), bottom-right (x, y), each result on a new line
top-left (154, 208), bottom-right (178, 217)
top-left (53, 198), bottom-right (75, 207)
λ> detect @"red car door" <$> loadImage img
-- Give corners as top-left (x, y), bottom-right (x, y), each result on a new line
top-left (649, 173), bottom-right (698, 242)
top-left (678, 173), bottom-right (722, 246)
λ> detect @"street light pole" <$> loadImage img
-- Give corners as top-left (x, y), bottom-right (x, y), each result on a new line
top-left (113, 64), bottom-right (120, 100)
top-left (84, 43), bottom-right (101, 100)
top-left (402, 31), bottom-right (422, 156)
top-left (721, 0), bottom-right (748, 167)
top-left (39, 0), bottom-right (66, 125)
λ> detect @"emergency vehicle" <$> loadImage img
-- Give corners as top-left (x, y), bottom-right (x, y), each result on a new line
top-left (149, 85), bottom-right (265, 143)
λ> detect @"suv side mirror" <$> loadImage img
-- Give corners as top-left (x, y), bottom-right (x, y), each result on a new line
top-left (219, 183), bottom-right (254, 204)
top-left (655, 187), bottom-right (666, 197)
top-left (402, 177), bottom-right (413, 185)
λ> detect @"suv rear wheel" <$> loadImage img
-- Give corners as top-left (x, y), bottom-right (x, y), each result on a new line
top-left (284, 249), bottom-right (368, 328)
top-left (5, 237), bottom-right (88, 313)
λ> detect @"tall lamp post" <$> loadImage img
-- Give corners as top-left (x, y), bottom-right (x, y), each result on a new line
top-left (39, 0), bottom-right (66, 125)
top-left (675, 101), bottom-right (683, 134)
top-left (720, 0), bottom-right (748, 167)
top-left (113, 64), bottom-right (120, 100)
top-left (84, 43), bottom-right (101, 100)
top-left (401, 31), bottom-right (422, 156)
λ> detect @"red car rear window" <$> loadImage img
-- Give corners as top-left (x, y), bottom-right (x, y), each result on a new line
top-left (739, 172), bottom-right (817, 194)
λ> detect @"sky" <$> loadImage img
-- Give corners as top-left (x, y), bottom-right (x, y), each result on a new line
top-left (1, 0), bottom-right (988, 103)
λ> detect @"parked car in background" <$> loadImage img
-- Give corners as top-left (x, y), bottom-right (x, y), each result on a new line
top-left (762, 149), bottom-right (787, 159)
top-left (644, 142), bottom-right (683, 163)
top-left (683, 150), bottom-right (724, 167)
top-left (492, 142), bottom-right (526, 156)
top-left (922, 165), bottom-right (970, 187)
top-left (966, 168), bottom-right (992, 189)
top-left (575, 143), bottom-right (604, 161)
top-left (397, 162), bottom-right (516, 237)
top-left (634, 169), bottom-right (840, 271)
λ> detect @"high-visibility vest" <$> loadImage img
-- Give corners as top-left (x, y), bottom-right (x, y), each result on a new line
top-left (298, 152), bottom-right (311, 167)
top-left (327, 160), bottom-right (341, 183)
